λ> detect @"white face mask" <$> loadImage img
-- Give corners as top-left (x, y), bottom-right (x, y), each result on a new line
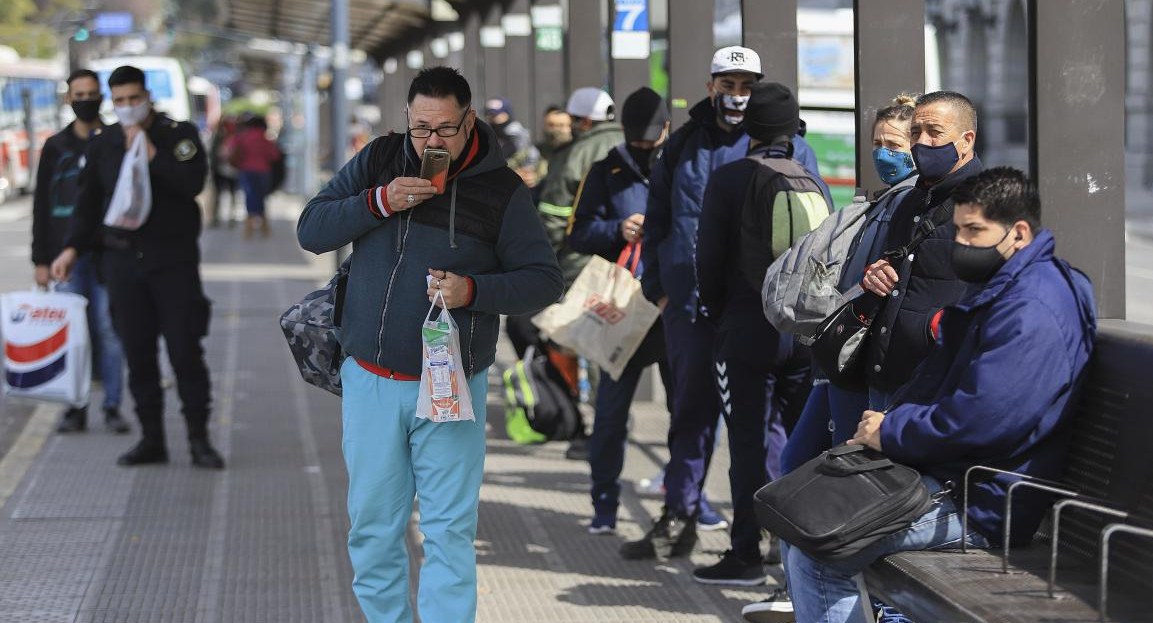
top-left (716, 92), bottom-right (751, 125)
top-left (114, 101), bottom-right (151, 127)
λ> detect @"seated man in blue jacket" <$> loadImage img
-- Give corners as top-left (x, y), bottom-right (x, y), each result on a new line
top-left (746, 167), bottom-right (1097, 623)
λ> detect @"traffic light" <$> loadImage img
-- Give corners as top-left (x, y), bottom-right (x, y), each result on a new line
top-left (74, 28), bottom-right (90, 42)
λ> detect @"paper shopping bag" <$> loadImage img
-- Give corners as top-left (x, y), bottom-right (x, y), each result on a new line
top-left (1, 290), bottom-right (91, 406)
top-left (532, 243), bottom-right (659, 380)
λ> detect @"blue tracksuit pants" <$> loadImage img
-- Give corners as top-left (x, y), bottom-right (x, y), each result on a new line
top-left (340, 358), bottom-right (490, 623)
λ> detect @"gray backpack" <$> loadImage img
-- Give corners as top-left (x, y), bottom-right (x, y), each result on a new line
top-left (761, 177), bottom-right (916, 338)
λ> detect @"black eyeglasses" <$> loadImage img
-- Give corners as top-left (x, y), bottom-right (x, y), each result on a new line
top-left (407, 105), bottom-right (471, 138)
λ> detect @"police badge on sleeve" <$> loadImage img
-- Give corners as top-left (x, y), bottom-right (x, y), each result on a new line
top-left (174, 139), bottom-right (197, 161)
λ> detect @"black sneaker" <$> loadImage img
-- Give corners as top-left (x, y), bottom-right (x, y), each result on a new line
top-left (103, 408), bottom-right (131, 434)
top-left (564, 437), bottom-right (589, 461)
top-left (741, 587), bottom-right (793, 623)
top-left (619, 508), bottom-right (698, 560)
top-left (692, 550), bottom-right (768, 586)
top-left (117, 440), bottom-right (169, 466)
top-left (189, 438), bottom-right (226, 469)
top-left (55, 407), bottom-right (87, 433)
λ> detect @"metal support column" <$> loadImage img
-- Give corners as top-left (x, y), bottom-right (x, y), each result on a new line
top-left (567, 0), bottom-right (607, 92)
top-left (482, 4), bottom-right (508, 103)
top-left (330, 0), bottom-right (350, 173)
top-left (741, 0), bottom-right (796, 93)
top-left (503, 0), bottom-right (534, 127)
top-left (531, 2), bottom-right (567, 137)
top-left (667, 0), bottom-right (714, 129)
top-left (461, 8), bottom-right (483, 95)
top-left (853, 0), bottom-right (925, 197)
top-left (1029, 0), bottom-right (1125, 318)
top-left (302, 53), bottom-right (319, 197)
top-left (611, 0), bottom-right (651, 99)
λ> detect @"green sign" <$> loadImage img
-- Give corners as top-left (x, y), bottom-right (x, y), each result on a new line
top-left (536, 27), bottom-right (562, 51)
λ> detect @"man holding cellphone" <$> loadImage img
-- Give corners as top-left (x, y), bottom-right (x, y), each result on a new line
top-left (297, 67), bottom-right (563, 623)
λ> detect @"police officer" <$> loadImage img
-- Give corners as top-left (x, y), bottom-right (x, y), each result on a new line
top-left (51, 65), bottom-right (223, 469)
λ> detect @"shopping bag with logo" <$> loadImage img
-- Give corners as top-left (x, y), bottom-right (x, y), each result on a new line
top-left (103, 131), bottom-right (153, 231)
top-left (1, 289), bottom-right (91, 406)
top-left (532, 242), bottom-right (660, 381)
top-left (416, 290), bottom-right (476, 423)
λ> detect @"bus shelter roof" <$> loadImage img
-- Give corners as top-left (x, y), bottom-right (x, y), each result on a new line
top-left (223, 0), bottom-right (492, 62)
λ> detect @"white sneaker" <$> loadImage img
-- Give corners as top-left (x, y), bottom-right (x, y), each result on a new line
top-left (741, 587), bottom-right (794, 623)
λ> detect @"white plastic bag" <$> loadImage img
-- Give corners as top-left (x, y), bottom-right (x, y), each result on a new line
top-left (416, 291), bottom-right (476, 423)
top-left (532, 243), bottom-right (660, 381)
top-left (1, 289), bottom-right (91, 406)
top-left (103, 131), bottom-right (152, 231)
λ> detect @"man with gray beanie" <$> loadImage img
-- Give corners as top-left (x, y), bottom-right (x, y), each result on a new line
top-left (692, 81), bottom-right (831, 585)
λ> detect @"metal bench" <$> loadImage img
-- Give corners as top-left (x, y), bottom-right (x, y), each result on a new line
top-left (864, 320), bottom-right (1153, 623)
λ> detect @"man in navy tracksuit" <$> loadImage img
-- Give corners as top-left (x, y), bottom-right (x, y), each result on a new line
top-left (694, 82), bottom-right (829, 585)
top-left (627, 46), bottom-right (824, 561)
top-left (569, 87), bottom-right (673, 535)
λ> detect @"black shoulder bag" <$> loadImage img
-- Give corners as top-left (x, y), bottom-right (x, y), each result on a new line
top-left (809, 199), bottom-right (954, 391)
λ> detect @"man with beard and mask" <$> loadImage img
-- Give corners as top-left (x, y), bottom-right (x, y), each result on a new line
top-left (297, 66), bottom-right (563, 623)
top-left (624, 46), bottom-right (822, 562)
top-left (859, 91), bottom-right (986, 411)
top-left (767, 167), bottom-right (1096, 623)
top-left (51, 65), bottom-right (222, 469)
top-left (693, 82), bottom-right (829, 586)
top-left (31, 69), bottom-right (130, 436)
top-left (534, 105), bottom-right (573, 185)
top-left (484, 97), bottom-right (541, 187)
top-left (567, 86), bottom-right (674, 536)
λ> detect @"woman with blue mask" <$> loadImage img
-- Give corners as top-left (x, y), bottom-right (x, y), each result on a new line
top-left (777, 95), bottom-right (918, 477)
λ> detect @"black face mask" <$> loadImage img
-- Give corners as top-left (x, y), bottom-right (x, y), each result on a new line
top-left (952, 227), bottom-right (1017, 284)
top-left (71, 99), bottom-right (101, 123)
top-left (626, 145), bottom-right (654, 176)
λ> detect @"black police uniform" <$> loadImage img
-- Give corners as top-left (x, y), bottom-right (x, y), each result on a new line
top-left (67, 112), bottom-right (221, 467)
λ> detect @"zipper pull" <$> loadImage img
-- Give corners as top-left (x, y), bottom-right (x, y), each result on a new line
top-left (931, 480), bottom-right (955, 502)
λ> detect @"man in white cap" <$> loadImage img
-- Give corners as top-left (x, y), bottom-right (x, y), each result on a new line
top-left (623, 46), bottom-right (823, 563)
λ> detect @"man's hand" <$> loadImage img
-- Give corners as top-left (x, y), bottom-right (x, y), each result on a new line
top-left (124, 126), bottom-right (157, 161)
top-left (388, 177), bottom-right (437, 211)
top-left (849, 410), bottom-right (886, 451)
top-left (427, 269), bottom-right (471, 309)
top-left (34, 265), bottom-right (51, 288)
top-left (862, 259), bottom-right (899, 297)
top-left (620, 213), bottom-right (645, 243)
top-left (50, 248), bottom-right (78, 282)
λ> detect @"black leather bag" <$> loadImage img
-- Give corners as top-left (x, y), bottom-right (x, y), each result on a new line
top-left (809, 292), bottom-right (883, 391)
top-left (753, 445), bottom-right (933, 563)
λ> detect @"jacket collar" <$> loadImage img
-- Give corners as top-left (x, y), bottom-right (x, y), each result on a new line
top-left (612, 143), bottom-right (650, 185)
top-left (956, 228), bottom-right (1055, 311)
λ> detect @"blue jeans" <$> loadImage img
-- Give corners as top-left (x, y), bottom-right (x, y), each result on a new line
top-left (781, 381), bottom-right (869, 474)
top-left (238, 170), bottom-right (271, 217)
top-left (340, 359), bottom-right (490, 623)
top-left (57, 254), bottom-right (122, 409)
top-left (783, 476), bottom-right (990, 623)
top-left (868, 387), bottom-right (895, 412)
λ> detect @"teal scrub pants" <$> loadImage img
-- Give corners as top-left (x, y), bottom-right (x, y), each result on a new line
top-left (340, 358), bottom-right (490, 623)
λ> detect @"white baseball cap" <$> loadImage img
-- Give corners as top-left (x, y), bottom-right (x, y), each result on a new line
top-left (711, 46), bottom-right (763, 78)
top-left (566, 87), bottom-right (616, 121)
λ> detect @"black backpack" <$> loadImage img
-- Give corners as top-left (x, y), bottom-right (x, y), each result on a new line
top-left (739, 153), bottom-right (832, 291)
top-left (502, 346), bottom-right (582, 442)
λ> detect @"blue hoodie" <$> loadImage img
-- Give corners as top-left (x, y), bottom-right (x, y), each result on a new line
top-left (641, 97), bottom-right (821, 315)
top-left (297, 122), bottom-right (564, 377)
top-left (568, 144), bottom-right (651, 269)
top-left (880, 230), bottom-right (1096, 545)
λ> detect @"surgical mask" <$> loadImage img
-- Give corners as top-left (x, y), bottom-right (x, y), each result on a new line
top-left (911, 142), bottom-right (959, 183)
top-left (114, 101), bottom-right (150, 127)
top-left (71, 99), bottom-right (101, 123)
top-left (951, 227), bottom-right (1015, 283)
top-left (872, 147), bottom-right (916, 185)
top-left (714, 92), bottom-right (750, 125)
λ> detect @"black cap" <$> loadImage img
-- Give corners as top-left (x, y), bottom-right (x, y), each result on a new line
top-left (621, 87), bottom-right (670, 143)
top-left (743, 82), bottom-right (799, 143)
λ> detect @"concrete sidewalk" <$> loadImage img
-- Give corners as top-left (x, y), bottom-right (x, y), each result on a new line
top-left (0, 195), bottom-right (777, 623)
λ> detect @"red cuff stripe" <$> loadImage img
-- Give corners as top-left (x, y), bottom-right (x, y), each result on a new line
top-left (378, 187), bottom-right (397, 216)
top-left (366, 188), bottom-right (384, 219)
top-left (464, 276), bottom-right (476, 307)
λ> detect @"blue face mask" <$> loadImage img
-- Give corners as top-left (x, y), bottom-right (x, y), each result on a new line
top-left (911, 142), bottom-right (959, 183)
top-left (872, 147), bottom-right (916, 185)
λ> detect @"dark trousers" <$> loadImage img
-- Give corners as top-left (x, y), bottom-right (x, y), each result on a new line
top-left (588, 319), bottom-right (673, 513)
top-left (103, 252), bottom-right (213, 444)
top-left (238, 170), bottom-right (271, 217)
top-left (661, 310), bottom-right (722, 517)
top-left (714, 321), bottom-right (812, 561)
top-left (211, 173), bottom-right (237, 225)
